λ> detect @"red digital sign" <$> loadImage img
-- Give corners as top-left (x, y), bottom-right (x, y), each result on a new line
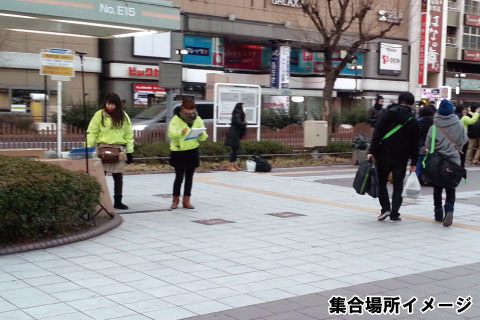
top-left (224, 43), bottom-right (263, 70)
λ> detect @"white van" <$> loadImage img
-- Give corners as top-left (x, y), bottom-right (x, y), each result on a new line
top-left (131, 101), bottom-right (214, 131)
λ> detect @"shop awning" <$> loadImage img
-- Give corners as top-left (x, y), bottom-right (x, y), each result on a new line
top-left (0, 0), bottom-right (180, 38)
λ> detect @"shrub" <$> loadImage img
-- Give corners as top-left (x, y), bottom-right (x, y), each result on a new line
top-left (134, 142), bottom-right (170, 158)
top-left (261, 107), bottom-right (300, 130)
top-left (241, 140), bottom-right (292, 155)
top-left (199, 141), bottom-right (228, 156)
top-left (51, 99), bottom-right (146, 130)
top-left (0, 113), bottom-right (34, 131)
top-left (133, 140), bottom-right (292, 159)
top-left (0, 155), bottom-right (101, 246)
top-left (340, 107), bottom-right (368, 126)
top-left (51, 100), bottom-right (99, 130)
top-left (317, 141), bottom-right (353, 153)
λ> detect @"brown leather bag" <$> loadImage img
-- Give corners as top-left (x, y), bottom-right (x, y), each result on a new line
top-left (98, 147), bottom-right (120, 163)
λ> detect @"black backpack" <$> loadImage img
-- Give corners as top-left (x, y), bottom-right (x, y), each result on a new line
top-left (352, 134), bottom-right (368, 150)
top-left (252, 155), bottom-right (272, 172)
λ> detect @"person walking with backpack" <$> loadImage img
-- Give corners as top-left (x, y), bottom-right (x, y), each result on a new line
top-left (225, 102), bottom-right (247, 171)
top-left (424, 99), bottom-right (467, 226)
top-left (87, 93), bottom-right (134, 210)
top-left (367, 92), bottom-right (419, 222)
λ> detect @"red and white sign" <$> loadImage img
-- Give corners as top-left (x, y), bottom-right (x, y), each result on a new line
top-left (128, 66), bottom-right (158, 77)
top-left (133, 83), bottom-right (165, 106)
top-left (464, 49), bottom-right (480, 62)
top-left (427, 0), bottom-right (443, 72)
top-left (108, 63), bottom-right (160, 79)
top-left (133, 84), bottom-right (165, 92)
top-left (465, 14), bottom-right (480, 27)
top-left (418, 12), bottom-right (428, 85)
top-left (379, 43), bottom-right (402, 75)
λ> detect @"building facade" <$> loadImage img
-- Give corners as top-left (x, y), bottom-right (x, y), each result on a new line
top-left (0, 0), bottom-right (180, 120)
top-left (410, 0), bottom-right (480, 105)
top-left (1, 0), bottom-right (413, 122)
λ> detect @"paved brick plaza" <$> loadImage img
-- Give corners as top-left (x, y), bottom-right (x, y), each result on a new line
top-left (1, 166), bottom-right (480, 319)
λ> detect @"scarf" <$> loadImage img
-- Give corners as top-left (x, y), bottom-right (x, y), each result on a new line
top-left (179, 110), bottom-right (197, 127)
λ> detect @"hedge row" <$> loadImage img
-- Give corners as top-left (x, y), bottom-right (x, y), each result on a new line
top-left (0, 155), bottom-right (101, 246)
top-left (134, 140), bottom-right (352, 159)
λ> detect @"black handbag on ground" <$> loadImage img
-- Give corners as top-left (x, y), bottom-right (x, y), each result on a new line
top-left (252, 155), bottom-right (272, 172)
top-left (422, 125), bottom-right (466, 188)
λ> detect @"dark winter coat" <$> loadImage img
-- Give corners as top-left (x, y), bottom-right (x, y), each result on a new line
top-left (225, 109), bottom-right (247, 149)
top-left (418, 115), bottom-right (434, 147)
top-left (369, 104), bottom-right (419, 166)
top-left (367, 104), bottom-right (384, 128)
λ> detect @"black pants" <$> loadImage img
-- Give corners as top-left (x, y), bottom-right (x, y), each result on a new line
top-left (105, 172), bottom-right (123, 197)
top-left (433, 186), bottom-right (455, 218)
top-left (229, 145), bottom-right (239, 162)
top-left (173, 167), bottom-right (195, 196)
top-left (376, 158), bottom-right (407, 218)
top-left (461, 141), bottom-right (468, 168)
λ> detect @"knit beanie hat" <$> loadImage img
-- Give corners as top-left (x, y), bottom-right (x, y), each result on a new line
top-left (438, 99), bottom-right (454, 116)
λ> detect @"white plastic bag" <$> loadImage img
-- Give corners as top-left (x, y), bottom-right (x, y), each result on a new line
top-left (246, 160), bottom-right (256, 172)
top-left (402, 171), bottom-right (421, 199)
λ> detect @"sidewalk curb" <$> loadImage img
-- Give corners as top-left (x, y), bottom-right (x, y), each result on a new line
top-left (0, 213), bottom-right (123, 256)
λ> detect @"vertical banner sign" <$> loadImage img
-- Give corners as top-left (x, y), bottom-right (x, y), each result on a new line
top-left (418, 0), bottom-right (428, 84)
top-left (271, 46), bottom-right (290, 89)
top-left (279, 46), bottom-right (291, 89)
top-left (271, 46), bottom-right (280, 88)
top-left (427, 0), bottom-right (443, 72)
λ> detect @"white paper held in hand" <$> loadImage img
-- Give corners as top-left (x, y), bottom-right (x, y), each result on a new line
top-left (184, 127), bottom-right (206, 140)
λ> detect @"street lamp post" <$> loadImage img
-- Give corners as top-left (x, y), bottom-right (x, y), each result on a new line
top-left (175, 49), bottom-right (188, 98)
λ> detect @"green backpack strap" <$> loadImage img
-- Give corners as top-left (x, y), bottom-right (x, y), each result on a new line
top-left (381, 117), bottom-right (413, 141)
top-left (422, 125), bottom-right (436, 168)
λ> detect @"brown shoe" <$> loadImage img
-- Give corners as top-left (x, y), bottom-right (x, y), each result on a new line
top-left (170, 196), bottom-right (180, 209)
top-left (227, 162), bottom-right (237, 172)
top-left (234, 162), bottom-right (242, 171)
top-left (183, 196), bottom-right (194, 209)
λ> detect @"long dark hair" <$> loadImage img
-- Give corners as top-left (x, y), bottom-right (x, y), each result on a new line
top-left (102, 93), bottom-right (126, 128)
top-left (233, 102), bottom-right (245, 122)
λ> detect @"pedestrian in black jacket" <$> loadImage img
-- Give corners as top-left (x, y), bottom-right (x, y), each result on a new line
top-left (225, 103), bottom-right (247, 171)
top-left (368, 92), bottom-right (419, 222)
top-left (367, 95), bottom-right (384, 128)
top-left (415, 105), bottom-right (436, 184)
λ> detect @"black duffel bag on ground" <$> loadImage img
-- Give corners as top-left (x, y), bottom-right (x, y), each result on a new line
top-left (252, 155), bottom-right (272, 172)
top-left (422, 125), bottom-right (466, 188)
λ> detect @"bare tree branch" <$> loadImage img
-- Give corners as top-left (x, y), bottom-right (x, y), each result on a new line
top-left (297, 0), bottom-right (403, 122)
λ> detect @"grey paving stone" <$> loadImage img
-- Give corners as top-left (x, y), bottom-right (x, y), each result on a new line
top-left (223, 306), bottom-right (274, 320)
top-left (262, 310), bottom-right (318, 320)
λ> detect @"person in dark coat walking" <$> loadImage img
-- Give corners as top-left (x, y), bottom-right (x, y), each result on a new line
top-left (225, 103), bottom-right (247, 171)
top-left (367, 95), bottom-right (384, 128)
top-left (416, 105), bottom-right (436, 184)
top-left (367, 92), bottom-right (419, 222)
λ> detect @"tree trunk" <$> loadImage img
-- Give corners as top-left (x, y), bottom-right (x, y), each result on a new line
top-left (322, 72), bottom-right (336, 131)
